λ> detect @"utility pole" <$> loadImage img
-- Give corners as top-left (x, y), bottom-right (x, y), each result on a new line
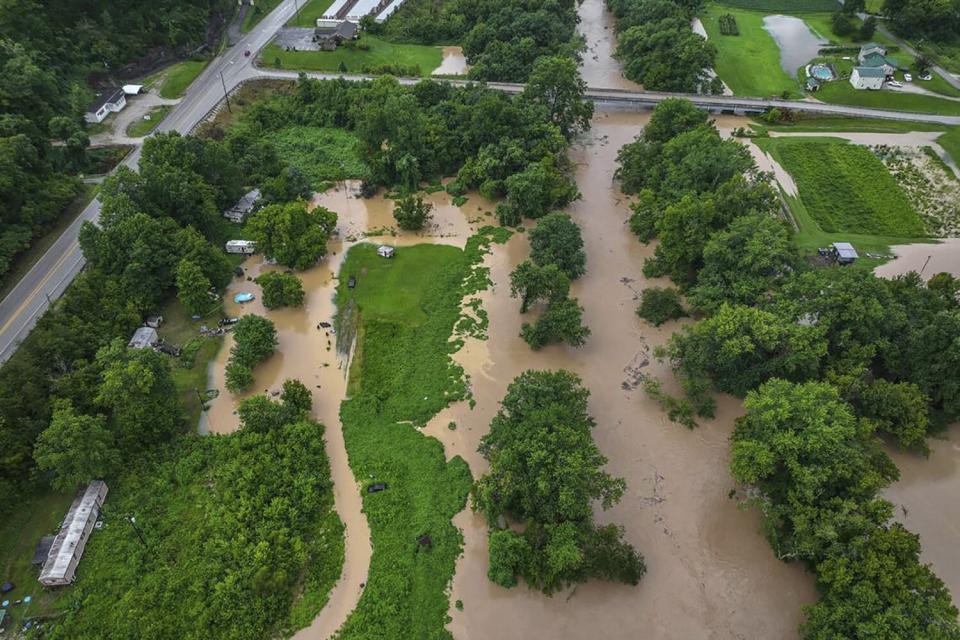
top-left (127, 516), bottom-right (149, 549)
top-left (219, 70), bottom-right (232, 113)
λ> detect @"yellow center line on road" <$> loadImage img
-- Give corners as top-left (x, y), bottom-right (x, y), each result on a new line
top-left (0, 240), bottom-right (80, 338)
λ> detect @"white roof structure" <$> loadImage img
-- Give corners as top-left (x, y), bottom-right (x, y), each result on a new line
top-left (377, 245), bottom-right (395, 258)
top-left (223, 189), bottom-right (261, 223)
top-left (39, 481), bottom-right (108, 587)
top-left (128, 326), bottom-right (158, 349)
top-left (832, 242), bottom-right (859, 261)
top-left (122, 84), bottom-right (143, 95)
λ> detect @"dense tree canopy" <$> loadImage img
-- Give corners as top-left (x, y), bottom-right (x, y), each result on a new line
top-left (33, 400), bottom-right (118, 492)
top-left (474, 370), bottom-right (644, 593)
top-left (255, 271), bottom-right (305, 310)
top-left (247, 202), bottom-right (337, 271)
top-left (528, 212), bottom-right (586, 279)
top-left (226, 315), bottom-right (278, 393)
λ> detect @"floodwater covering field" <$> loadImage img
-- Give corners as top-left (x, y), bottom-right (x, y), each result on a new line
top-left (762, 14), bottom-right (826, 78)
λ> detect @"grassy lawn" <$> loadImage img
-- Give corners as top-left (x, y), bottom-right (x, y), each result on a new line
top-left (939, 127), bottom-right (960, 164)
top-left (0, 184), bottom-right (98, 301)
top-left (332, 231), bottom-right (508, 639)
top-left (0, 491), bottom-right (74, 628)
top-left (242, 0), bottom-right (283, 32)
top-left (815, 80), bottom-right (960, 115)
top-left (286, 0), bottom-right (336, 26)
top-left (261, 35), bottom-right (443, 76)
top-left (756, 136), bottom-right (928, 253)
top-left (716, 0), bottom-right (838, 9)
top-left (146, 59), bottom-right (209, 99)
top-left (751, 116), bottom-right (948, 133)
top-left (702, 4), bottom-right (800, 97)
top-left (270, 126), bottom-right (370, 188)
top-left (125, 105), bottom-right (171, 138)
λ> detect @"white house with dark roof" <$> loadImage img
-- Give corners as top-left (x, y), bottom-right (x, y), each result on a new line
top-left (84, 88), bottom-right (126, 124)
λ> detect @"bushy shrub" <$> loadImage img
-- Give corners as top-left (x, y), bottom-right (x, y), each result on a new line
top-left (636, 287), bottom-right (686, 326)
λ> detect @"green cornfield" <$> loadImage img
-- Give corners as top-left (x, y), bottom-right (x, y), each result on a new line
top-left (774, 141), bottom-right (927, 237)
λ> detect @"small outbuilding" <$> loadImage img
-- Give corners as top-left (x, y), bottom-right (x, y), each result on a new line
top-left (122, 84), bottom-right (143, 96)
top-left (223, 189), bottom-right (261, 223)
top-left (84, 88), bottom-right (127, 124)
top-left (128, 326), bottom-right (159, 350)
top-left (377, 245), bottom-right (395, 258)
top-left (805, 77), bottom-right (820, 92)
top-left (831, 242), bottom-right (859, 265)
top-left (850, 66), bottom-right (885, 90)
top-left (39, 481), bottom-right (108, 587)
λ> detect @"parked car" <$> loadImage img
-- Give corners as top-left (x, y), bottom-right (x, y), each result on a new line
top-left (367, 482), bottom-right (388, 493)
top-left (887, 80), bottom-right (904, 88)
top-left (904, 73), bottom-right (913, 82)
top-left (244, 49), bottom-right (251, 57)
top-left (920, 73), bottom-right (933, 81)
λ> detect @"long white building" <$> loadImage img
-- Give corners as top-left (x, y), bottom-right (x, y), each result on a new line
top-left (39, 481), bottom-right (108, 587)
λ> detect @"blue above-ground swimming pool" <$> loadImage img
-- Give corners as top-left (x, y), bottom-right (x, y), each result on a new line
top-left (810, 64), bottom-right (835, 81)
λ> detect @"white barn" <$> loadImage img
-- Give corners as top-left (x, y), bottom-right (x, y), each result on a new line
top-left (39, 481), bottom-right (108, 587)
top-left (85, 88), bottom-right (127, 124)
top-left (850, 67), bottom-right (885, 90)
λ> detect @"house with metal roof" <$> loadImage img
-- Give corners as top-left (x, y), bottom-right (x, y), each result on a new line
top-left (850, 66), bottom-right (886, 90)
top-left (831, 242), bottom-right (859, 265)
top-left (39, 481), bottom-right (108, 587)
top-left (128, 326), bottom-right (159, 350)
top-left (223, 189), bottom-right (261, 223)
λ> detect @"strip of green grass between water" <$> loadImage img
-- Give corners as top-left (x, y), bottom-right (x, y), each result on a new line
top-left (333, 230), bottom-right (509, 639)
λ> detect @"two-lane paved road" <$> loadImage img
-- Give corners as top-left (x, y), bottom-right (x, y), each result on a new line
top-left (0, 0), bottom-right (301, 363)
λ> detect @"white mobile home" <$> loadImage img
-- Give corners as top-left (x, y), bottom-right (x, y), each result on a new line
top-left (39, 481), bottom-right (108, 587)
top-left (226, 240), bottom-right (257, 254)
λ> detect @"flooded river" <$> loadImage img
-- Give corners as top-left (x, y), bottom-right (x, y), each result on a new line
top-left (577, 0), bottom-right (640, 90)
top-left (422, 111), bottom-right (816, 639)
top-left (203, 184), bottom-right (493, 639)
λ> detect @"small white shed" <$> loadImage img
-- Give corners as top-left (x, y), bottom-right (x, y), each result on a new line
top-left (377, 245), bottom-right (395, 258)
top-left (128, 326), bottom-right (159, 349)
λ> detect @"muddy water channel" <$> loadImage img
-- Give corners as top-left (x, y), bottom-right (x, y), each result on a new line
top-left (577, 0), bottom-right (640, 90)
top-left (417, 111), bottom-right (816, 639)
top-left (203, 184), bottom-right (493, 639)
top-left (432, 46), bottom-right (470, 76)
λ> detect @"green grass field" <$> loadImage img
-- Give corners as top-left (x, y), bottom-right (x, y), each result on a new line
top-left (261, 35), bottom-right (443, 76)
top-left (332, 231), bottom-right (509, 639)
top-left (702, 4), bottom-right (799, 97)
top-left (0, 491), bottom-right (74, 628)
top-left (242, 0), bottom-right (283, 32)
top-left (751, 116), bottom-right (948, 133)
top-left (756, 137), bottom-right (927, 241)
top-left (125, 105), bottom-right (171, 137)
top-left (286, 0), bottom-right (336, 26)
top-left (270, 126), bottom-right (369, 187)
top-left (815, 80), bottom-right (960, 115)
top-left (939, 127), bottom-right (960, 164)
top-left (148, 59), bottom-right (208, 99)
top-left (716, 0), bottom-right (837, 10)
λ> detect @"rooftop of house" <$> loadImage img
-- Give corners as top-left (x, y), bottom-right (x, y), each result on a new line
top-left (853, 66), bottom-right (886, 78)
top-left (86, 87), bottom-right (124, 113)
top-left (861, 51), bottom-right (894, 67)
top-left (315, 20), bottom-right (358, 39)
top-left (860, 42), bottom-right (886, 53)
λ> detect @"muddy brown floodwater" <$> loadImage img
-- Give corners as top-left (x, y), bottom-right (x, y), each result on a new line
top-left (874, 244), bottom-right (960, 606)
top-left (420, 111), bottom-right (816, 639)
top-left (202, 183), bottom-right (494, 639)
top-left (432, 47), bottom-right (470, 76)
top-left (577, 0), bottom-right (640, 90)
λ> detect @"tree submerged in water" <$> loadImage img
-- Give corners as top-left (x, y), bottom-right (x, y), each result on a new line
top-left (473, 370), bottom-right (645, 593)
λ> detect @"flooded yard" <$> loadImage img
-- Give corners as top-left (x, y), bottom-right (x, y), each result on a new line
top-left (202, 184), bottom-right (494, 639)
top-left (763, 15), bottom-right (826, 78)
top-left (432, 46), bottom-right (470, 76)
